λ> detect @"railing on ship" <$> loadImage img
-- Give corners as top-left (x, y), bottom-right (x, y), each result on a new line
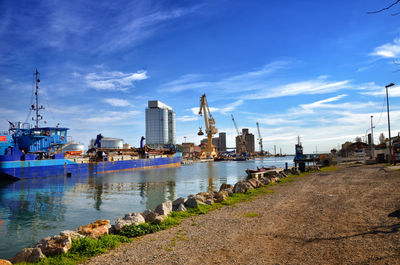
top-left (8, 122), bottom-right (32, 130)
top-left (1, 122), bottom-right (33, 135)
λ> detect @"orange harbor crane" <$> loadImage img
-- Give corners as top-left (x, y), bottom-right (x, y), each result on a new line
top-left (198, 94), bottom-right (218, 158)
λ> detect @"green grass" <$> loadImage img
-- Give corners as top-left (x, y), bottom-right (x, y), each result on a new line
top-left (245, 212), bottom-right (259, 218)
top-left (276, 172), bottom-right (309, 184)
top-left (22, 172), bottom-right (309, 265)
top-left (175, 235), bottom-right (188, 241)
top-left (320, 165), bottom-right (339, 172)
top-left (118, 222), bottom-right (162, 238)
top-left (20, 234), bottom-right (132, 265)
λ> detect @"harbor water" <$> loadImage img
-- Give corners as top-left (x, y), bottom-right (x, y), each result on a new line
top-left (0, 157), bottom-right (293, 259)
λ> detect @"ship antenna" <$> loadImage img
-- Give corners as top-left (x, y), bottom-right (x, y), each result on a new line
top-left (32, 68), bottom-right (45, 128)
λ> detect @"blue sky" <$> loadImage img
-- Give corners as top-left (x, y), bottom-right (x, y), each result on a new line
top-left (1, 0), bottom-right (400, 154)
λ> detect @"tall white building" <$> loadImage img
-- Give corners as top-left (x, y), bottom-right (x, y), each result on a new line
top-left (145, 100), bottom-right (176, 148)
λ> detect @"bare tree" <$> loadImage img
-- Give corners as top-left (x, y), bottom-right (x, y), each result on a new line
top-left (355, 136), bottom-right (362, 143)
top-left (368, 0), bottom-right (400, 15)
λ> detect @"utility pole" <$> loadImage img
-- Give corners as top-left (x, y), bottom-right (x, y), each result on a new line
top-left (386, 83), bottom-right (394, 164)
top-left (370, 115), bottom-right (374, 159)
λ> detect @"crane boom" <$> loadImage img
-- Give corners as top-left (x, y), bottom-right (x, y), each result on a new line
top-left (231, 114), bottom-right (247, 154)
top-left (256, 122), bottom-right (264, 154)
top-left (198, 94), bottom-right (218, 158)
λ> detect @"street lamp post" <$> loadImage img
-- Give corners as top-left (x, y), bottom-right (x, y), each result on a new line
top-left (385, 83), bottom-right (394, 164)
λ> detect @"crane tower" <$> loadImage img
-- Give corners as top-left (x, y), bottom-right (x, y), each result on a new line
top-left (198, 94), bottom-right (218, 158)
top-left (231, 114), bottom-right (247, 155)
top-left (256, 122), bottom-right (264, 155)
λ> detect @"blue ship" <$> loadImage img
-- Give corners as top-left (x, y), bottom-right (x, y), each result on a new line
top-left (0, 69), bottom-right (182, 180)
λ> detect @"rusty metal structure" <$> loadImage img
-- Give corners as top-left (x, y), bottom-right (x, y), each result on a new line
top-left (198, 94), bottom-right (218, 158)
top-left (256, 122), bottom-right (264, 155)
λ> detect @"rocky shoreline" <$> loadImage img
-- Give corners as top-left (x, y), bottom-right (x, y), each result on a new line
top-left (5, 167), bottom-right (300, 264)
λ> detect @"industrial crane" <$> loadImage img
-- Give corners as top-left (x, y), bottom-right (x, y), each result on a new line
top-left (256, 122), bottom-right (264, 155)
top-left (198, 94), bottom-right (218, 158)
top-left (231, 114), bottom-right (247, 155)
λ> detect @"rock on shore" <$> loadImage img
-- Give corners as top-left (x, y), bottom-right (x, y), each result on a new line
top-left (115, 213), bottom-right (146, 231)
top-left (76, 219), bottom-right (111, 238)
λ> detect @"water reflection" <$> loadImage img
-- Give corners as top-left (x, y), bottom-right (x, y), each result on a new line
top-left (0, 157), bottom-right (293, 258)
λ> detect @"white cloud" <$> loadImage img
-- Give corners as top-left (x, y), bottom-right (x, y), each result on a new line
top-left (300, 94), bottom-right (347, 109)
top-left (160, 61), bottom-right (352, 101)
top-left (104, 98), bottom-right (131, 107)
top-left (85, 70), bottom-right (148, 91)
top-left (242, 92), bottom-right (389, 153)
top-left (191, 107), bottom-right (219, 115)
top-left (82, 110), bottom-right (141, 123)
top-left (159, 60), bottom-right (290, 93)
top-left (254, 95), bottom-right (377, 125)
top-left (72, 72), bottom-right (81, 78)
top-left (0, 107), bottom-right (16, 115)
top-left (176, 115), bottom-right (198, 122)
top-left (354, 82), bottom-right (381, 91)
top-left (98, 5), bottom-right (201, 52)
top-left (257, 117), bottom-right (298, 126)
top-left (189, 99), bottom-right (244, 116)
top-left (371, 38), bottom-right (400, 58)
top-left (243, 79), bottom-right (351, 100)
top-left (360, 85), bottom-right (400, 97)
top-left (219, 100), bottom-right (244, 114)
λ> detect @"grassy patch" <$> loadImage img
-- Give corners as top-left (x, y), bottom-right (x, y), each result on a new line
top-left (25, 234), bottom-right (132, 265)
top-left (320, 165), bottom-right (338, 172)
top-left (277, 174), bottom-right (302, 184)
top-left (175, 235), bottom-right (188, 241)
top-left (245, 212), bottom-right (259, 218)
top-left (119, 222), bottom-right (161, 238)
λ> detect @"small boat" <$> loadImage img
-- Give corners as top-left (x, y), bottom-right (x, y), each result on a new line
top-left (245, 166), bottom-right (276, 175)
top-left (260, 166), bottom-right (276, 170)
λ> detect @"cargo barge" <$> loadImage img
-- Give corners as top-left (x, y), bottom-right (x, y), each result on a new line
top-left (0, 69), bottom-right (181, 180)
top-left (0, 145), bottom-right (182, 180)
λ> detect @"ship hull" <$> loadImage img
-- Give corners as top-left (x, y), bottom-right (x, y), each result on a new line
top-left (0, 153), bottom-right (182, 180)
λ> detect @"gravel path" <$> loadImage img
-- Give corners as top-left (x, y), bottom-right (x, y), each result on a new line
top-left (83, 164), bottom-right (400, 264)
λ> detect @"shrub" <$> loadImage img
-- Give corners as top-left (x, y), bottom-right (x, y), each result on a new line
top-left (119, 223), bottom-right (161, 238)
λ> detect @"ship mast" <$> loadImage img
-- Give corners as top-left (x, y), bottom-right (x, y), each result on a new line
top-left (32, 68), bottom-right (44, 128)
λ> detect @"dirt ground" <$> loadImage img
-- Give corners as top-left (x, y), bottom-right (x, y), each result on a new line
top-left (83, 164), bottom-right (400, 265)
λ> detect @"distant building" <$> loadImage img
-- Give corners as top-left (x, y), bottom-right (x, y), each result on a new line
top-left (200, 132), bottom-right (227, 152)
top-left (218, 132), bottom-right (226, 152)
top-left (340, 141), bottom-right (368, 157)
top-left (145, 100), bottom-right (176, 148)
top-left (182, 142), bottom-right (193, 158)
top-left (235, 128), bottom-right (255, 154)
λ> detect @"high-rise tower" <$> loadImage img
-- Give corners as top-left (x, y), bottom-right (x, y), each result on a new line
top-left (145, 101), bottom-right (176, 148)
